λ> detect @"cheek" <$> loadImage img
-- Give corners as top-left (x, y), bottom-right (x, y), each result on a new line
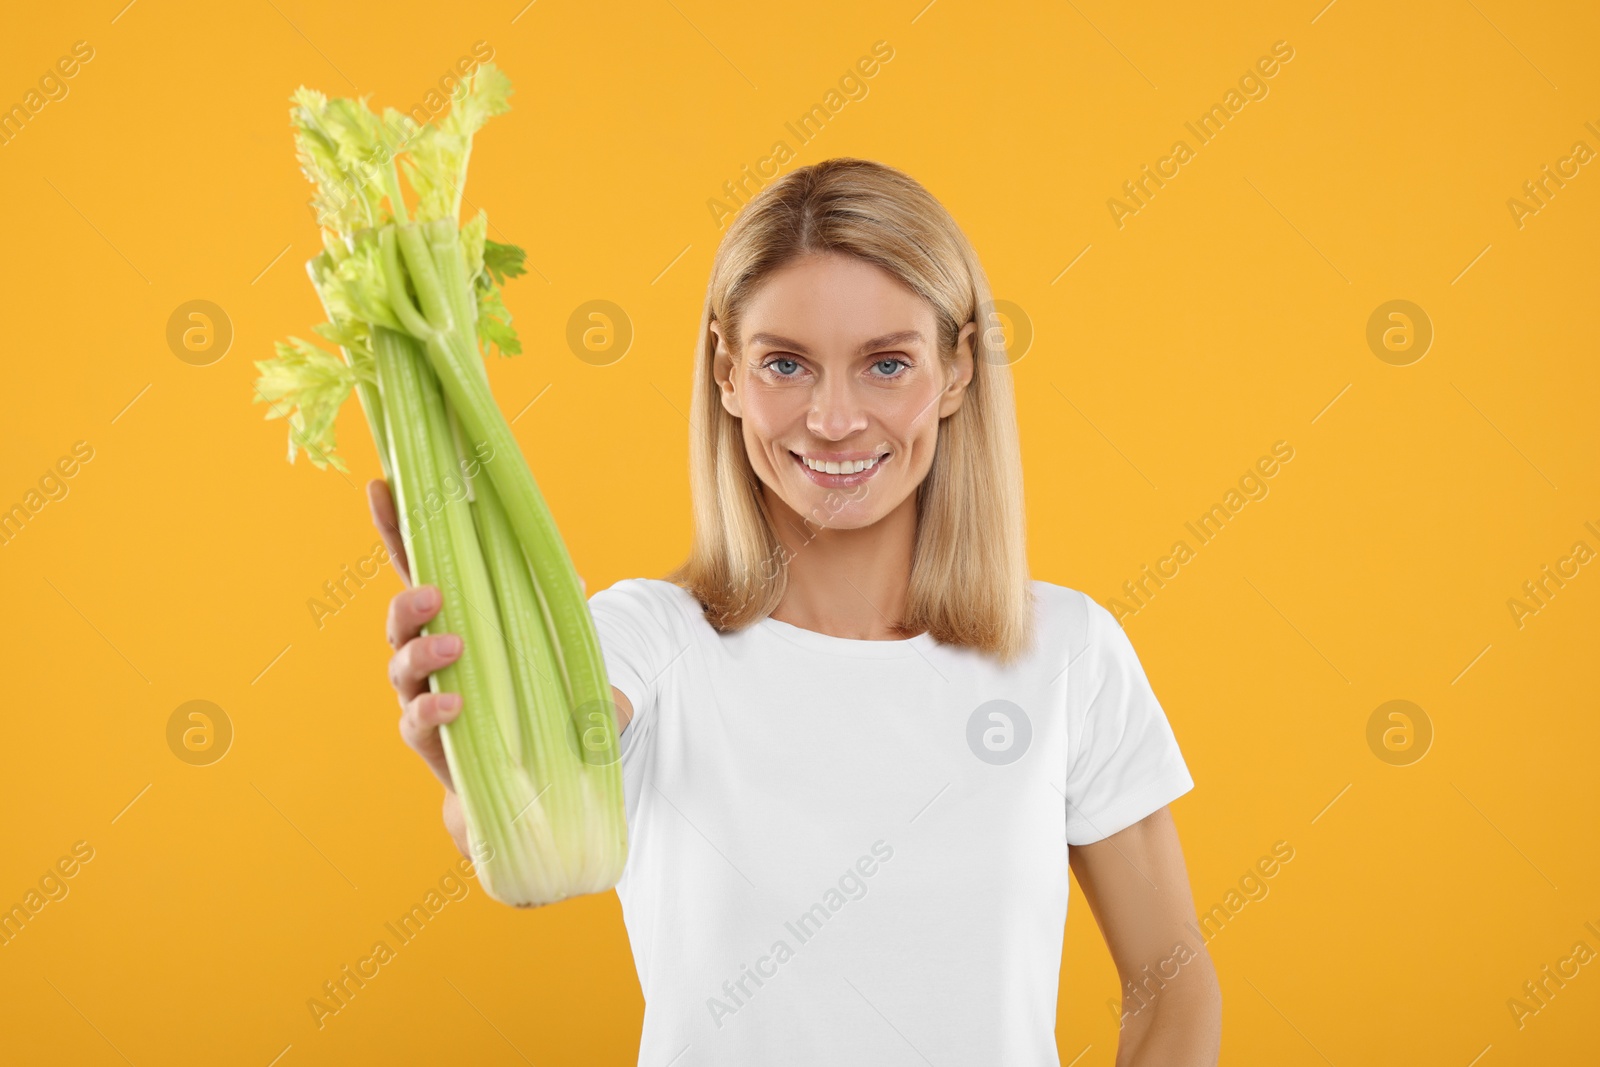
top-left (741, 420), bottom-right (774, 473)
top-left (739, 388), bottom-right (803, 449)
top-left (884, 385), bottom-right (943, 447)
top-left (737, 410), bottom-right (788, 484)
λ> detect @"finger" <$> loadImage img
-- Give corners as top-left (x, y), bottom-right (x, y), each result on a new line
top-left (443, 789), bottom-right (467, 842)
top-left (399, 689), bottom-right (462, 743)
top-left (368, 479), bottom-right (412, 586)
top-left (388, 632), bottom-right (463, 703)
top-left (387, 585), bottom-right (442, 651)
top-left (400, 691), bottom-right (462, 740)
top-left (399, 692), bottom-right (461, 788)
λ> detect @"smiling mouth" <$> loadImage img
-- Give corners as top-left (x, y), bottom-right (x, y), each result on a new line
top-left (789, 449), bottom-right (892, 485)
top-left (791, 450), bottom-right (890, 475)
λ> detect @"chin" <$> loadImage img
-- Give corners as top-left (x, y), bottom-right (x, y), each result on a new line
top-left (810, 510), bottom-right (880, 531)
top-left (786, 483), bottom-right (898, 526)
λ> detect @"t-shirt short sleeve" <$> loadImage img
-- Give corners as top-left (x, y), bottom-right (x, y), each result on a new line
top-left (585, 578), bottom-right (688, 764)
top-left (1060, 592), bottom-right (1194, 846)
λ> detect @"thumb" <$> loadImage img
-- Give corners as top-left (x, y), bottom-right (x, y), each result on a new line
top-left (367, 479), bottom-right (412, 586)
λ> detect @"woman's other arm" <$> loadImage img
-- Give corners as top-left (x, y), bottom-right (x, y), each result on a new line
top-left (1070, 806), bottom-right (1222, 1067)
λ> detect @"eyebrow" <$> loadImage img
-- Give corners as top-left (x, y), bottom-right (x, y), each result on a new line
top-left (746, 330), bottom-right (925, 357)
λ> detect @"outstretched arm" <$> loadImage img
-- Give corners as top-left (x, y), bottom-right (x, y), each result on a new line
top-left (1069, 806), bottom-right (1222, 1066)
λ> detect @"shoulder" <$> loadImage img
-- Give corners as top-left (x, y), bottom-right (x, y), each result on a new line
top-left (587, 577), bottom-right (702, 626)
top-left (1026, 579), bottom-right (1145, 679)
top-left (1028, 579), bottom-right (1110, 653)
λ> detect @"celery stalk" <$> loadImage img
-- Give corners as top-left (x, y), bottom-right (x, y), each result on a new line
top-left (384, 221), bottom-right (627, 887)
top-left (391, 225), bottom-right (624, 769)
top-left (373, 325), bottom-right (552, 901)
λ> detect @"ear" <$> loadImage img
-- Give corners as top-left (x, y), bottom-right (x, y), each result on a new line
top-left (937, 319), bottom-right (977, 418)
top-left (710, 320), bottom-right (743, 418)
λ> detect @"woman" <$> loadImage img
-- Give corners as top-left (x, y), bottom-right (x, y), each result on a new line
top-left (370, 158), bottom-right (1222, 1065)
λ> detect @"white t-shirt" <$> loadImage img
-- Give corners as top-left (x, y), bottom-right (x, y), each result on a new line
top-left (586, 577), bottom-right (1194, 1067)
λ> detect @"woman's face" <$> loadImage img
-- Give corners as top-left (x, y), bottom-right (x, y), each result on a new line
top-left (712, 252), bottom-right (976, 533)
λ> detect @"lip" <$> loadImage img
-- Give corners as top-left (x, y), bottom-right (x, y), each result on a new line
top-left (797, 449), bottom-right (883, 462)
top-left (790, 449), bottom-right (890, 488)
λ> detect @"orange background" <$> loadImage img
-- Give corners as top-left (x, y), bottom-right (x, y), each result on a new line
top-left (2, 1), bottom-right (1597, 1064)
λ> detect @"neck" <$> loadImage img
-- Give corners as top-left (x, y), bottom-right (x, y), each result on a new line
top-left (764, 486), bottom-right (920, 641)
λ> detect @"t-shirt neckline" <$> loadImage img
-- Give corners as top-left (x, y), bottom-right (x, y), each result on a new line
top-left (757, 615), bottom-right (937, 658)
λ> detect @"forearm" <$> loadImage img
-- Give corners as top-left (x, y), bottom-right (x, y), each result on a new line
top-left (1115, 953), bottom-right (1222, 1067)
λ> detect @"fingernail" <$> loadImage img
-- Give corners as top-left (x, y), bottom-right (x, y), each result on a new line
top-left (416, 587), bottom-right (439, 611)
top-left (439, 693), bottom-right (462, 712)
top-left (434, 634), bottom-right (461, 656)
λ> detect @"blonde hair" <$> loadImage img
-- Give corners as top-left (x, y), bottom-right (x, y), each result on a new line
top-left (665, 157), bottom-right (1035, 662)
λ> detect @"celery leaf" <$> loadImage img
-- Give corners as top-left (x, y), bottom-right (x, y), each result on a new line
top-left (254, 337), bottom-right (360, 471)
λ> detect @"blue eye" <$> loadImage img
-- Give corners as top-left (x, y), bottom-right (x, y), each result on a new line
top-left (873, 358), bottom-right (909, 377)
top-left (766, 357), bottom-right (801, 376)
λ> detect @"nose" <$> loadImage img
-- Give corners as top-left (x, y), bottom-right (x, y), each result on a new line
top-left (805, 373), bottom-right (869, 441)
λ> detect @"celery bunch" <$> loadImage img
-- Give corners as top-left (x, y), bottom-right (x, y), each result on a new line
top-left (254, 65), bottom-right (627, 906)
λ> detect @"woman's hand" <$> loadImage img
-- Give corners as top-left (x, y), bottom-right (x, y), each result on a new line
top-left (369, 479), bottom-right (465, 793)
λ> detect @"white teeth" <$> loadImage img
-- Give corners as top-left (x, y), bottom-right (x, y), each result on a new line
top-left (800, 454), bottom-right (881, 475)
